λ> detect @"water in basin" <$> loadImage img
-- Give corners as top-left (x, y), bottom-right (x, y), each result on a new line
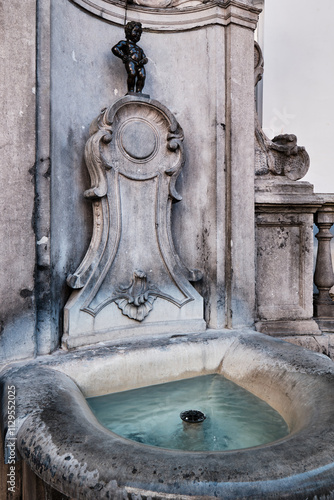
top-left (87, 374), bottom-right (289, 451)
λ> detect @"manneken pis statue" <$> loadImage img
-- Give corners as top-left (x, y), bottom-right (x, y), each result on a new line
top-left (112, 21), bottom-right (148, 94)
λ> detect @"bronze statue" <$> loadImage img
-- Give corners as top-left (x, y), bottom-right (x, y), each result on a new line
top-left (112, 21), bottom-right (148, 94)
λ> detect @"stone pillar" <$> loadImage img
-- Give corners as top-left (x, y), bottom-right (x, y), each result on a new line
top-left (255, 180), bottom-right (322, 337)
top-left (35, 0), bottom-right (54, 355)
top-left (0, 0), bottom-right (37, 362)
top-left (225, 19), bottom-right (256, 328)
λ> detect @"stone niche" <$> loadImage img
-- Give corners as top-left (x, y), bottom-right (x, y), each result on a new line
top-left (50, 0), bottom-right (260, 348)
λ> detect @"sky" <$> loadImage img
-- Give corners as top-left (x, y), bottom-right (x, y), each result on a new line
top-left (262, 0), bottom-right (334, 193)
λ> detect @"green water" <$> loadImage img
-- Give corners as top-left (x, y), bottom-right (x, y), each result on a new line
top-left (87, 374), bottom-right (289, 451)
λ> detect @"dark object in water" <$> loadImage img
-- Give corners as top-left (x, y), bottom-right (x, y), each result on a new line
top-left (180, 410), bottom-right (206, 424)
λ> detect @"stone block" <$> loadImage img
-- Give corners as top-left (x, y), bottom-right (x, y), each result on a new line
top-left (255, 179), bottom-right (321, 337)
top-left (314, 301), bottom-right (334, 319)
top-left (279, 335), bottom-right (329, 357)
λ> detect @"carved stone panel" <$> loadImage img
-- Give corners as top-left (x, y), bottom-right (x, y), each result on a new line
top-left (256, 220), bottom-right (306, 318)
top-left (63, 95), bottom-right (205, 349)
top-left (255, 207), bottom-right (321, 337)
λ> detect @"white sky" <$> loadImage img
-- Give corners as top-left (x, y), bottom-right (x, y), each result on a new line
top-left (262, 0), bottom-right (334, 193)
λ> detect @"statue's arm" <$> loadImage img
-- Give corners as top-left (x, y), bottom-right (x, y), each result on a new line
top-left (112, 41), bottom-right (128, 62)
top-left (138, 48), bottom-right (148, 66)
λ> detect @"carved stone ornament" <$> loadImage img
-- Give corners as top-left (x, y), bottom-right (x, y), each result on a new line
top-left (254, 41), bottom-right (264, 87)
top-left (114, 269), bottom-right (159, 321)
top-left (68, 0), bottom-right (261, 32)
top-left (254, 42), bottom-right (310, 181)
top-left (63, 95), bottom-right (205, 348)
top-left (132, 0), bottom-right (204, 8)
top-left (73, 0), bottom-right (209, 12)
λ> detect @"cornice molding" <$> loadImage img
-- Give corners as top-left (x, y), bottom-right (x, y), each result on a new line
top-left (69, 0), bottom-right (260, 31)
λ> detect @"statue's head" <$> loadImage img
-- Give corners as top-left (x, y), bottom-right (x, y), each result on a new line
top-left (125, 21), bottom-right (143, 42)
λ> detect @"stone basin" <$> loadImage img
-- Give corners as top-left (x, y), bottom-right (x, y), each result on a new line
top-left (1, 330), bottom-right (334, 499)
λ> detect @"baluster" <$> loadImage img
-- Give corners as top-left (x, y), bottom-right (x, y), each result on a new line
top-left (314, 208), bottom-right (334, 324)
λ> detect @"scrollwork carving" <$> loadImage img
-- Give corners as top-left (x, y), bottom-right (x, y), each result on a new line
top-left (64, 94), bottom-right (204, 343)
top-left (83, 108), bottom-right (113, 200)
top-left (115, 270), bottom-right (159, 321)
top-left (131, 0), bottom-right (204, 8)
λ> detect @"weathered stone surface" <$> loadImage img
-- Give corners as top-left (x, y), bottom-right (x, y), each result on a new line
top-left (0, 0), bottom-right (37, 362)
top-left (280, 334), bottom-right (329, 356)
top-left (255, 180), bottom-right (322, 337)
top-left (2, 331), bottom-right (334, 499)
top-left (51, 0), bottom-right (259, 338)
top-left (35, 0), bottom-right (54, 356)
top-left (227, 23), bottom-right (256, 328)
top-left (68, 0), bottom-right (260, 31)
top-left (255, 127), bottom-right (310, 180)
top-left (328, 333), bottom-right (334, 360)
top-left (63, 95), bottom-right (205, 348)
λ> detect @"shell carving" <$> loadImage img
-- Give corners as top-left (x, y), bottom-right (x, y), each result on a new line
top-left (115, 270), bottom-right (159, 321)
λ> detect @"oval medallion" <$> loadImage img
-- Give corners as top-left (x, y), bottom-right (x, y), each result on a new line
top-left (120, 120), bottom-right (158, 162)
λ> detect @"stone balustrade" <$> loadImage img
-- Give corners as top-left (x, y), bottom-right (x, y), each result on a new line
top-left (313, 196), bottom-right (334, 332)
top-left (255, 183), bottom-right (334, 357)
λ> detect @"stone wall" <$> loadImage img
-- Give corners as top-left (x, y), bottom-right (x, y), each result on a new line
top-left (0, 0), bottom-right (259, 361)
top-left (0, 0), bottom-right (37, 363)
top-left (50, 0), bottom-right (258, 342)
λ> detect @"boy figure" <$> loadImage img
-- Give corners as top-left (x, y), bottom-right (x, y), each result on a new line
top-left (112, 21), bottom-right (148, 94)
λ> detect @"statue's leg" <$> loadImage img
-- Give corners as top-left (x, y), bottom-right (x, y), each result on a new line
top-left (126, 62), bottom-right (136, 93)
top-left (136, 67), bottom-right (146, 93)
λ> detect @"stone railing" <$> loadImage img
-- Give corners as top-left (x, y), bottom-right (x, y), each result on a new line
top-left (313, 196), bottom-right (334, 332)
top-left (255, 183), bottom-right (334, 357)
top-left (253, 40), bottom-right (334, 356)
